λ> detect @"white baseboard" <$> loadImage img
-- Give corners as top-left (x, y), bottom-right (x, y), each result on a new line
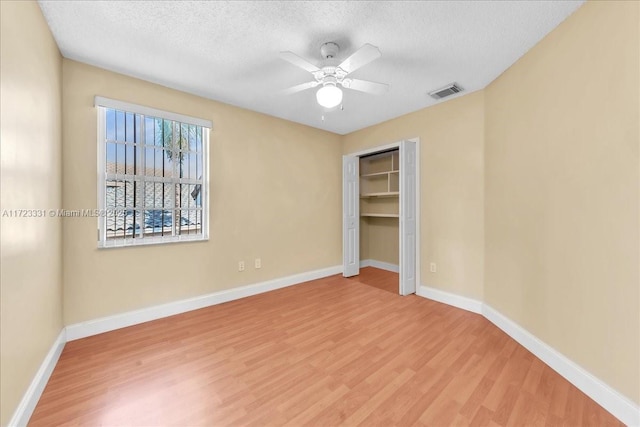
top-left (66, 265), bottom-right (342, 341)
top-left (415, 285), bottom-right (639, 426)
top-left (417, 285), bottom-right (483, 314)
top-left (8, 329), bottom-right (66, 427)
top-left (360, 259), bottom-right (399, 273)
top-left (482, 304), bottom-right (640, 427)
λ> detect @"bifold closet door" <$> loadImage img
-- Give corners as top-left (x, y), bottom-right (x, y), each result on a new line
top-left (399, 140), bottom-right (417, 295)
top-left (342, 155), bottom-right (359, 277)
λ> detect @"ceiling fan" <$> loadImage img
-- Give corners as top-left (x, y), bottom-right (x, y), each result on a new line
top-left (280, 42), bottom-right (389, 109)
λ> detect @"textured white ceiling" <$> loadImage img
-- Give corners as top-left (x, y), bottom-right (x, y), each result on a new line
top-left (38, 1), bottom-right (583, 135)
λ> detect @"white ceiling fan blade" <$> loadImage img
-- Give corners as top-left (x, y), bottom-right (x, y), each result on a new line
top-left (282, 81), bottom-right (319, 95)
top-left (337, 44), bottom-right (381, 75)
top-left (345, 79), bottom-right (389, 95)
top-left (279, 51), bottom-right (320, 73)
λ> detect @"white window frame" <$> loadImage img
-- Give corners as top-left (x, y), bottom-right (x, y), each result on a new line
top-left (95, 96), bottom-right (211, 248)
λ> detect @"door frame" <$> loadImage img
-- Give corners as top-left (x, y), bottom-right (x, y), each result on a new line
top-left (342, 138), bottom-right (421, 295)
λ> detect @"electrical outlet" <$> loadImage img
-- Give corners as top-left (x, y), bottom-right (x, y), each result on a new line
top-left (238, 261), bottom-right (245, 272)
top-left (430, 262), bottom-right (437, 273)
top-left (255, 258), bottom-right (261, 269)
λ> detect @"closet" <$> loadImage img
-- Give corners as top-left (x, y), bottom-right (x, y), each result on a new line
top-left (359, 150), bottom-right (400, 272)
top-left (342, 139), bottom-right (418, 296)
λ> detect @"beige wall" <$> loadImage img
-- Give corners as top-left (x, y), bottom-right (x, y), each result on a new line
top-left (343, 92), bottom-right (485, 300)
top-left (484, 0), bottom-right (639, 404)
top-left (364, 218), bottom-right (399, 265)
top-left (0, 2), bottom-right (64, 425)
top-left (359, 218), bottom-right (370, 261)
top-left (62, 60), bottom-right (342, 325)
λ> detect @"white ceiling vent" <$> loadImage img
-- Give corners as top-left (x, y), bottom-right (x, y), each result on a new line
top-left (428, 83), bottom-right (464, 100)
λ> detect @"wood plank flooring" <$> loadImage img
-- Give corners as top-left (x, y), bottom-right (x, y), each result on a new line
top-left (29, 268), bottom-right (623, 426)
top-left (352, 267), bottom-right (398, 294)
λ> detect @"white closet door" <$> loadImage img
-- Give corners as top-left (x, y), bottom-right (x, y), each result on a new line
top-left (399, 140), bottom-right (417, 295)
top-left (343, 155), bottom-right (360, 277)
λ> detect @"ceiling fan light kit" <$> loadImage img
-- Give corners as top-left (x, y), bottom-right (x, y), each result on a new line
top-left (316, 84), bottom-right (343, 109)
top-left (280, 42), bottom-right (389, 110)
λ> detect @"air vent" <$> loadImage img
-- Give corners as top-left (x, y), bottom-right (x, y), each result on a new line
top-left (428, 83), bottom-right (464, 100)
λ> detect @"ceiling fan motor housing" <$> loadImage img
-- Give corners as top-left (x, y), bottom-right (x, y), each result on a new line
top-left (322, 75), bottom-right (338, 87)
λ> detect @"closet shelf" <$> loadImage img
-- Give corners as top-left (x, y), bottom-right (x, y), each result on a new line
top-left (360, 170), bottom-right (399, 178)
top-left (360, 192), bottom-right (399, 198)
top-left (361, 213), bottom-right (399, 218)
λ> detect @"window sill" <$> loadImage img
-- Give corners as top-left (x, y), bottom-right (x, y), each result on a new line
top-left (98, 235), bottom-right (209, 249)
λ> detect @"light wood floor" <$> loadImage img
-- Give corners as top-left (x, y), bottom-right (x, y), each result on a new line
top-left (30, 268), bottom-right (622, 426)
top-left (353, 266), bottom-right (398, 294)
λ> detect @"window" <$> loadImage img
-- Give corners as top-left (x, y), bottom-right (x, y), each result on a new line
top-left (95, 97), bottom-right (210, 247)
